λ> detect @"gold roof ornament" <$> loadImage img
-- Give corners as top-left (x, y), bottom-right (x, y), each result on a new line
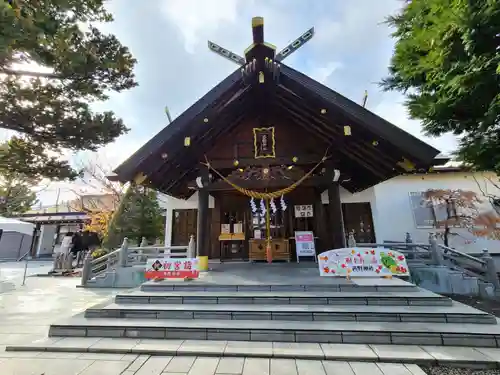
top-left (133, 173), bottom-right (147, 185)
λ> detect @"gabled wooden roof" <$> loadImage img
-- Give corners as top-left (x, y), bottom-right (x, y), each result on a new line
top-left (114, 61), bottom-right (441, 199)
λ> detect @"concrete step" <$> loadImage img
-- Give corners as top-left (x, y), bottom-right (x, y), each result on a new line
top-left (85, 302), bottom-right (497, 324)
top-left (6, 338), bottom-right (500, 369)
top-left (140, 280), bottom-right (419, 293)
top-left (115, 290), bottom-right (452, 306)
top-left (48, 316), bottom-right (500, 347)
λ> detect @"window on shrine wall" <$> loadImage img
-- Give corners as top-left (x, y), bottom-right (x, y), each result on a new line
top-left (292, 204), bottom-right (315, 233)
top-left (409, 192), bottom-right (455, 229)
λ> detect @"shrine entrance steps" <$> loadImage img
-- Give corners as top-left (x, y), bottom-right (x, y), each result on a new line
top-left (34, 278), bottom-right (500, 345)
top-left (7, 277), bottom-right (500, 368)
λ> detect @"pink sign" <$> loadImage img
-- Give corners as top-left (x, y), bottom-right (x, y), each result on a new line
top-left (296, 233), bottom-right (313, 242)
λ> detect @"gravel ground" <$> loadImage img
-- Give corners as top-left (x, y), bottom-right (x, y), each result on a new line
top-left (422, 367), bottom-right (500, 375)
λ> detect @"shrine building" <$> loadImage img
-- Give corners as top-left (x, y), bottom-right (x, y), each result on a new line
top-left (113, 17), bottom-right (442, 270)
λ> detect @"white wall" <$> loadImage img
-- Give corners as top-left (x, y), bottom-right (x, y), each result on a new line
top-left (373, 172), bottom-right (500, 253)
top-left (162, 172), bottom-right (500, 254)
top-left (36, 224), bottom-right (57, 256)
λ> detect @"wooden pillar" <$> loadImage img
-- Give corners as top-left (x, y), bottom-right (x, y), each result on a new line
top-left (313, 188), bottom-right (326, 253)
top-left (328, 182), bottom-right (345, 249)
top-left (196, 170), bottom-right (210, 270)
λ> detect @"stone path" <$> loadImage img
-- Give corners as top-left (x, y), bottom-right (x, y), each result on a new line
top-left (10, 337), bottom-right (500, 367)
top-left (0, 353), bottom-right (428, 375)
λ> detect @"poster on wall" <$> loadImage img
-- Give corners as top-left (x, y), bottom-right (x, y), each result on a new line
top-left (294, 205), bottom-right (313, 218)
top-left (317, 247), bottom-right (410, 277)
top-left (145, 258), bottom-right (200, 279)
top-left (295, 231), bottom-right (317, 262)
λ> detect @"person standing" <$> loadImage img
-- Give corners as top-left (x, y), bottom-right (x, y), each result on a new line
top-left (71, 231), bottom-right (83, 267)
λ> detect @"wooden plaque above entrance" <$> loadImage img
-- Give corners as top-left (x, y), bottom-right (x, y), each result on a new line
top-left (253, 127), bottom-right (276, 159)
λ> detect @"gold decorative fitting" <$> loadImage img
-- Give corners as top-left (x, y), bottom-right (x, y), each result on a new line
top-left (203, 118), bottom-right (208, 123)
top-left (237, 168), bottom-right (244, 172)
top-left (161, 153), bottom-right (168, 159)
top-left (320, 109), bottom-right (327, 114)
top-left (253, 127), bottom-right (276, 159)
top-left (258, 71), bottom-right (265, 83)
top-left (233, 160), bottom-right (239, 166)
top-left (184, 137), bottom-right (191, 147)
top-left (397, 157), bottom-right (416, 172)
top-left (344, 125), bottom-right (351, 136)
top-left (133, 173), bottom-right (147, 185)
top-left (252, 16), bottom-right (264, 27)
top-left (372, 140), bottom-right (378, 146)
top-left (292, 156), bottom-right (298, 163)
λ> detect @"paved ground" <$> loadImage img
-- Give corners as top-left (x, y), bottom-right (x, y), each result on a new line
top-left (0, 261), bottom-right (53, 293)
top-left (0, 353), bottom-right (428, 375)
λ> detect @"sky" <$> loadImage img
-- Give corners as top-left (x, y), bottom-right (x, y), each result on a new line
top-left (22, 0), bottom-right (459, 206)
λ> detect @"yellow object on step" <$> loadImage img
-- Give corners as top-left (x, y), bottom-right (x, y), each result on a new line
top-left (197, 256), bottom-right (209, 272)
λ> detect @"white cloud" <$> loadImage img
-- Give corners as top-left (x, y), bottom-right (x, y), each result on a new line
top-left (160, 0), bottom-right (245, 53)
top-left (372, 96), bottom-right (458, 154)
top-left (307, 61), bottom-right (343, 84)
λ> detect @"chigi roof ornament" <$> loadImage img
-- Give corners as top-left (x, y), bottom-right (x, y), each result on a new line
top-left (207, 17), bottom-right (315, 66)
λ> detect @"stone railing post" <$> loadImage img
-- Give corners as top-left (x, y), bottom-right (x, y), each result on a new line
top-left (347, 231), bottom-right (356, 247)
top-left (118, 237), bottom-right (129, 268)
top-left (428, 233), bottom-right (444, 265)
top-left (80, 252), bottom-right (93, 287)
top-left (405, 232), bottom-right (415, 259)
top-left (481, 248), bottom-right (500, 290)
top-left (188, 235), bottom-right (196, 258)
top-left (140, 237), bottom-right (148, 248)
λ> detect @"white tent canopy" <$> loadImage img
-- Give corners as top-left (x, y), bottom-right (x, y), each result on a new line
top-left (0, 216), bottom-right (35, 236)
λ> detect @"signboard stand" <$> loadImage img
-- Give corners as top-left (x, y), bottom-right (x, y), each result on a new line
top-left (317, 247), bottom-right (410, 278)
top-left (145, 258), bottom-right (200, 280)
top-left (294, 231), bottom-right (317, 263)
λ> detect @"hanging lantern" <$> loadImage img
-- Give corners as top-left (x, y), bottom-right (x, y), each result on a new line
top-left (292, 156), bottom-right (298, 163)
top-left (344, 126), bottom-right (351, 136)
top-left (233, 160), bottom-right (239, 166)
top-left (184, 137), bottom-right (191, 146)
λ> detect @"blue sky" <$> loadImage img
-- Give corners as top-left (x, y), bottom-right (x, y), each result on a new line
top-left (31, 0), bottom-right (458, 205)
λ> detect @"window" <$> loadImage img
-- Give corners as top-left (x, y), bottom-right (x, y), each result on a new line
top-left (409, 192), bottom-right (459, 228)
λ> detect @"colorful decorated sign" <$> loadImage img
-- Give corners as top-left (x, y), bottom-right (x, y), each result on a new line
top-left (295, 231), bottom-right (316, 259)
top-left (145, 258), bottom-right (200, 279)
top-left (317, 247), bottom-right (410, 277)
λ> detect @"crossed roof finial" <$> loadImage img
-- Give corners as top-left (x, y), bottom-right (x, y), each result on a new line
top-left (208, 17), bottom-right (315, 65)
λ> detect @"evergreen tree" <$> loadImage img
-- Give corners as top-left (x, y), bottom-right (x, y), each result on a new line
top-left (104, 185), bottom-right (164, 249)
top-left (382, 0), bottom-right (500, 172)
top-left (0, 171), bottom-right (38, 216)
top-left (0, 0), bottom-right (137, 180)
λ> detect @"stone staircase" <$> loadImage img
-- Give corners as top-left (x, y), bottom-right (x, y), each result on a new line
top-left (47, 278), bottom-right (500, 347)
